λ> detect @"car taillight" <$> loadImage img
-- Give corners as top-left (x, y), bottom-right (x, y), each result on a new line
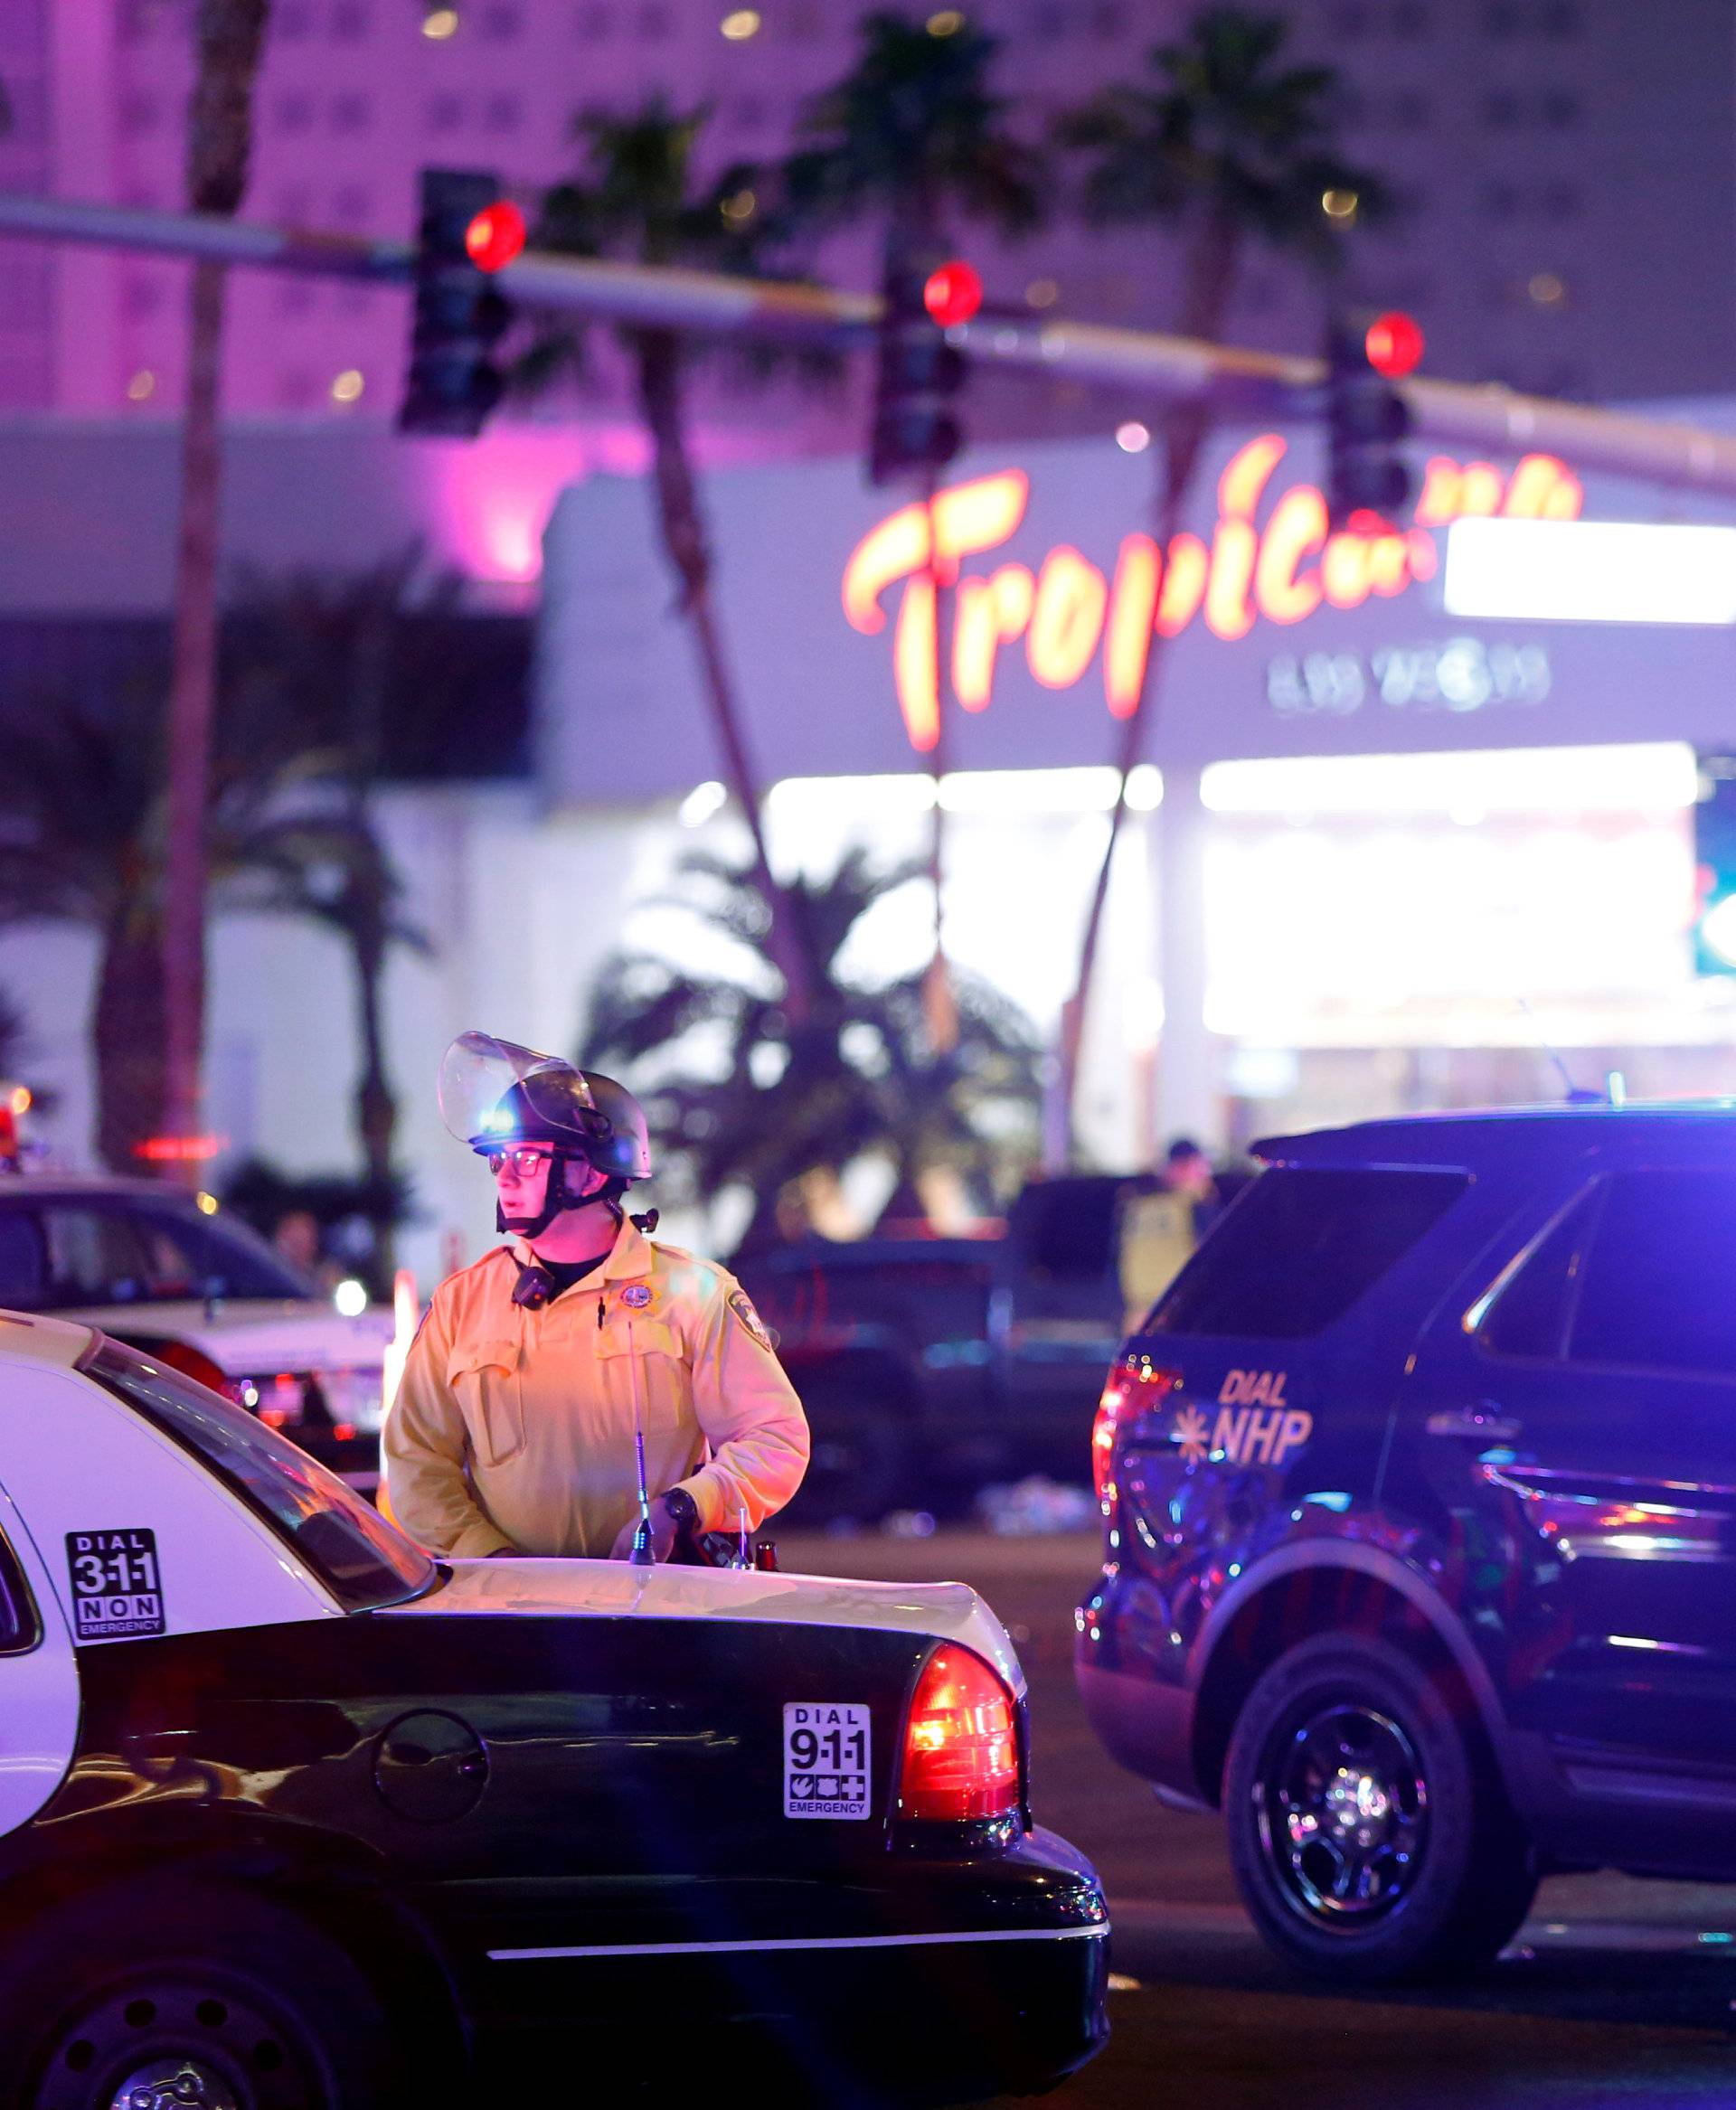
top-left (153, 1341), bottom-right (244, 1406)
top-left (1093, 1356), bottom-right (1181, 1504)
top-left (896, 1645), bottom-right (1021, 1823)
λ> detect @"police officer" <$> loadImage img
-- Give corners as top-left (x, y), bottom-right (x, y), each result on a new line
top-left (384, 1031), bottom-right (809, 1560)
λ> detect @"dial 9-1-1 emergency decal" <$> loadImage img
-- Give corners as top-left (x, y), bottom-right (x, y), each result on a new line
top-left (784, 1702), bottom-right (871, 1819)
top-left (64, 1529), bottom-right (165, 1641)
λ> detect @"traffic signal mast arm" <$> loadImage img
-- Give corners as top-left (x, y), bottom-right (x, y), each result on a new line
top-left (5, 188), bottom-right (1736, 498)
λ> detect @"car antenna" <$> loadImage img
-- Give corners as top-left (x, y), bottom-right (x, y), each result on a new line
top-left (627, 1309), bottom-right (656, 1566)
top-left (1515, 997), bottom-right (1602, 1105)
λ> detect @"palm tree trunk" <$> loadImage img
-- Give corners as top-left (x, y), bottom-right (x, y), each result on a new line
top-left (351, 923), bottom-right (397, 1271)
top-left (1055, 215), bottom-right (1241, 1161)
top-left (161, 0), bottom-right (269, 1178)
top-left (162, 256), bottom-right (227, 1171)
top-left (634, 336), bottom-right (815, 1022)
top-left (96, 912), bottom-right (168, 1173)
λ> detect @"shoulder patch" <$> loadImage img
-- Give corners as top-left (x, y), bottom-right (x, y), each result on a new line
top-left (728, 1288), bottom-right (776, 1352)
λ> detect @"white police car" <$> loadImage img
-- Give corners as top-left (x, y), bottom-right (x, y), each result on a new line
top-left (0, 1174), bottom-right (392, 1490)
top-left (0, 1311), bottom-right (1108, 2110)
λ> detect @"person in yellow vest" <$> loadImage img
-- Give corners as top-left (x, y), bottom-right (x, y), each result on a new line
top-left (384, 1031), bottom-right (809, 1560)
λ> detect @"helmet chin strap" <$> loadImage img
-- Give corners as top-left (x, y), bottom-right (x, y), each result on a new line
top-left (494, 1149), bottom-right (598, 1240)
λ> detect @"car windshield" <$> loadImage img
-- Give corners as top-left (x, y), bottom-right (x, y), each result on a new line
top-left (86, 1338), bottom-right (436, 1612)
top-left (0, 1201), bottom-right (313, 1311)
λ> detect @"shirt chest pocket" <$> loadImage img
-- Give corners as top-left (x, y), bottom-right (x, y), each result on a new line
top-left (447, 1336), bottom-right (525, 1466)
top-left (595, 1317), bottom-right (684, 1396)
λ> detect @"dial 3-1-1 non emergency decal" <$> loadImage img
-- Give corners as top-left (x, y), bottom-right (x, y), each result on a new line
top-left (64, 1528), bottom-right (165, 1640)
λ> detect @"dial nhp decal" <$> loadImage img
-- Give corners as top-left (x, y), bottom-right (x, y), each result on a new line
top-left (1171, 1371), bottom-right (1313, 1468)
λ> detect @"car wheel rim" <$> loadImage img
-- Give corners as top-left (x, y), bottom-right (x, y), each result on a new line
top-left (1253, 1700), bottom-right (1429, 1932)
top-left (34, 1974), bottom-right (325, 2110)
top-left (108, 2055), bottom-right (238, 2110)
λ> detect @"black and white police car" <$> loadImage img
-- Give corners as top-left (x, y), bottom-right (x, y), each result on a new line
top-left (0, 1309), bottom-right (1107, 2109)
top-left (0, 1174), bottom-right (392, 1492)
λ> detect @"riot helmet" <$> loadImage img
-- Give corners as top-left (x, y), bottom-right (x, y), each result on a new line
top-left (439, 1031), bottom-right (651, 1238)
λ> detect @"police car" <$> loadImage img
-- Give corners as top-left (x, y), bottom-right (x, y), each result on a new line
top-left (1080, 1106), bottom-right (1736, 1985)
top-left (0, 1173), bottom-right (392, 1490)
top-left (0, 1310), bottom-right (1107, 2108)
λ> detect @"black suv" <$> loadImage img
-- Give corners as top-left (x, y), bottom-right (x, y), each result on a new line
top-left (1079, 1106), bottom-right (1736, 1984)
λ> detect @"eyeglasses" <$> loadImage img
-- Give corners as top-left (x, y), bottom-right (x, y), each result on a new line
top-left (485, 1147), bottom-right (553, 1176)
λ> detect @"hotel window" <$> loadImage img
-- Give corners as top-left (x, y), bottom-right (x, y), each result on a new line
top-left (576, 2), bottom-right (615, 34)
top-left (483, 94), bottom-right (522, 134)
top-left (331, 92), bottom-right (372, 133)
top-left (330, 1), bottom-right (370, 36)
top-left (480, 3), bottom-right (522, 36)
top-left (426, 93), bottom-right (465, 132)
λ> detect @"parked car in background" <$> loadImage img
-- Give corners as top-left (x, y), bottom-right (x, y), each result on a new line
top-left (0, 1310), bottom-right (1109, 2108)
top-left (0, 1173), bottom-right (391, 1492)
top-left (1080, 1106), bottom-right (1736, 1985)
top-left (737, 1173), bottom-right (1210, 1522)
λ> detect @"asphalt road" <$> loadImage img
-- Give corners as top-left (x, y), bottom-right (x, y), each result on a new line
top-left (778, 1525), bottom-right (1736, 2110)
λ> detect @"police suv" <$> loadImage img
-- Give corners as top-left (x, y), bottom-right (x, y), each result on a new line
top-left (0, 1310), bottom-right (1106, 2109)
top-left (1079, 1106), bottom-right (1736, 1984)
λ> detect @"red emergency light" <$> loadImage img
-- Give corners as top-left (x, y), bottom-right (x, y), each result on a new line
top-left (464, 199), bottom-right (527, 274)
top-left (1364, 310), bottom-right (1424, 379)
top-left (133, 1134), bottom-right (228, 1164)
top-left (922, 259), bottom-right (984, 330)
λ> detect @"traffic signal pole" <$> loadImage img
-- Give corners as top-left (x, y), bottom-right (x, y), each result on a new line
top-left (5, 189), bottom-right (1736, 498)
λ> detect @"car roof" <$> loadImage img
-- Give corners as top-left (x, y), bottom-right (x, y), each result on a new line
top-left (1254, 1101), bottom-right (1736, 1170)
top-left (0, 1310), bottom-right (97, 1367)
top-left (0, 1172), bottom-right (206, 1204)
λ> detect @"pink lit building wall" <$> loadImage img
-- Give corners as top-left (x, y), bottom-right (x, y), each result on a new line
top-left (2, 0), bottom-right (1732, 447)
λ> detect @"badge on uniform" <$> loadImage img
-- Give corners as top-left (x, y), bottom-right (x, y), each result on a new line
top-left (729, 1289), bottom-right (775, 1351)
top-left (621, 1284), bottom-right (653, 1309)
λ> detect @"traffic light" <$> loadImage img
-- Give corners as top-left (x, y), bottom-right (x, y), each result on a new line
top-left (1694, 755), bottom-right (1736, 974)
top-left (400, 169), bottom-right (524, 438)
top-left (868, 253), bottom-right (981, 487)
top-left (1324, 307), bottom-right (1422, 532)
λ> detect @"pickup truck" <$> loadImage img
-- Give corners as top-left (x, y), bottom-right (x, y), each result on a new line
top-left (735, 1173), bottom-right (1202, 1523)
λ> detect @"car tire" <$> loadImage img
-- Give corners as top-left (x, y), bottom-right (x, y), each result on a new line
top-left (0, 1880), bottom-right (408, 2110)
top-left (1223, 1633), bottom-right (1537, 1986)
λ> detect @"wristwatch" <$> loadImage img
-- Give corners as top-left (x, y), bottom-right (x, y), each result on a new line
top-left (660, 1486), bottom-right (700, 1535)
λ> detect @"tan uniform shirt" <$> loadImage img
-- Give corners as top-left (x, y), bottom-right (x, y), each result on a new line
top-left (383, 1217), bottom-right (809, 1559)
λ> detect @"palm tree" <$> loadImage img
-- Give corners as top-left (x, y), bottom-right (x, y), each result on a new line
top-left (517, 101), bottom-right (831, 1021)
top-left (162, 0), bottom-right (271, 1169)
top-left (0, 656), bottom-right (418, 1180)
top-left (580, 848), bottom-right (1041, 1244)
top-left (1052, 6), bottom-right (1388, 1146)
top-left (784, 12), bottom-right (1047, 267)
top-left (783, 12), bottom-right (1048, 1037)
top-left (0, 683), bottom-right (173, 1169)
top-left (0, 990), bottom-right (24, 1079)
top-left (224, 553), bottom-right (452, 1215)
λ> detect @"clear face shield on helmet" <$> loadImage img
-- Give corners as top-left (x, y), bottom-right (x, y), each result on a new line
top-left (437, 1031), bottom-right (602, 1152)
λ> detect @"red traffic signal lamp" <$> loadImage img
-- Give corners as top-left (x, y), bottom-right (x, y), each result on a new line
top-left (869, 252), bottom-right (976, 487)
top-left (1364, 309), bottom-right (1424, 379)
top-left (1323, 306), bottom-right (1417, 532)
top-left (464, 198), bottom-right (527, 274)
top-left (400, 167), bottom-right (515, 439)
top-left (922, 259), bottom-right (983, 330)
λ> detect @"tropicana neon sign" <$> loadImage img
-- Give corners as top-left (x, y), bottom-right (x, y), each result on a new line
top-left (841, 436), bottom-right (1584, 751)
